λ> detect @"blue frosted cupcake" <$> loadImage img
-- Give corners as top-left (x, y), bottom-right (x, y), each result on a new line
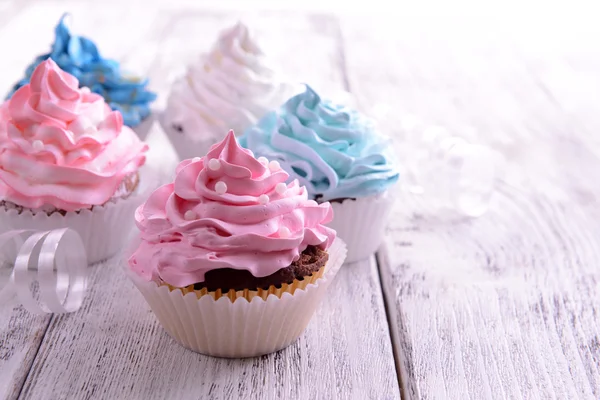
top-left (240, 85), bottom-right (399, 262)
top-left (7, 14), bottom-right (156, 128)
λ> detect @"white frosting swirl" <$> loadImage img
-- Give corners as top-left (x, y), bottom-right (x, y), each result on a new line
top-left (164, 22), bottom-right (293, 143)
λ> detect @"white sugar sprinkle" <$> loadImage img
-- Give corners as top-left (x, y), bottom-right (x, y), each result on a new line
top-left (184, 210), bottom-right (197, 221)
top-left (32, 140), bottom-right (44, 151)
top-left (269, 160), bottom-right (281, 172)
top-left (258, 156), bottom-right (268, 166)
top-left (275, 182), bottom-right (287, 194)
top-left (258, 194), bottom-right (269, 204)
top-left (208, 158), bottom-right (221, 171)
top-left (215, 181), bottom-right (227, 194)
top-left (278, 226), bottom-right (291, 238)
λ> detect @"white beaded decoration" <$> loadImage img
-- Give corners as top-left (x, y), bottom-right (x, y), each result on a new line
top-left (215, 181), bottom-right (227, 194)
top-left (278, 227), bottom-right (291, 238)
top-left (258, 156), bottom-right (268, 166)
top-left (269, 160), bottom-right (281, 172)
top-left (192, 157), bottom-right (201, 163)
top-left (208, 158), bottom-right (221, 171)
top-left (184, 210), bottom-right (197, 221)
top-left (275, 182), bottom-right (287, 195)
top-left (32, 140), bottom-right (44, 151)
top-left (258, 194), bottom-right (269, 205)
top-left (83, 126), bottom-right (98, 135)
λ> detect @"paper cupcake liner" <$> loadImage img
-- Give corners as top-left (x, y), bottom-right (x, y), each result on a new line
top-left (328, 191), bottom-right (394, 263)
top-left (131, 113), bottom-right (157, 141)
top-left (128, 238), bottom-right (347, 358)
top-left (159, 111), bottom-right (219, 161)
top-left (0, 191), bottom-right (145, 265)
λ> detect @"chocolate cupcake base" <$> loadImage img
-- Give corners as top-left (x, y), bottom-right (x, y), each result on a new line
top-left (194, 245), bottom-right (328, 292)
top-left (162, 245), bottom-right (330, 302)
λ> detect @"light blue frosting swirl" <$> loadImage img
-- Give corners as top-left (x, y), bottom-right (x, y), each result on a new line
top-left (240, 85), bottom-right (399, 201)
top-left (6, 14), bottom-right (156, 127)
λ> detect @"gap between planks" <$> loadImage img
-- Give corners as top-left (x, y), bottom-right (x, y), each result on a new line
top-left (376, 245), bottom-right (411, 400)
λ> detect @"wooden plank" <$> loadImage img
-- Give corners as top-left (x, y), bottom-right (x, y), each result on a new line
top-left (0, 3), bottom-right (166, 400)
top-left (0, 3), bottom-right (53, 400)
top-left (342, 14), bottom-right (600, 399)
top-left (17, 10), bottom-right (400, 400)
top-left (0, 307), bottom-right (50, 400)
top-left (20, 256), bottom-right (399, 400)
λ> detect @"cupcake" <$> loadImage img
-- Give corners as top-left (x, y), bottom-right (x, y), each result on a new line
top-left (7, 14), bottom-right (156, 128)
top-left (162, 21), bottom-right (294, 161)
top-left (240, 85), bottom-right (399, 263)
top-left (0, 59), bottom-right (148, 263)
top-left (127, 130), bottom-right (346, 358)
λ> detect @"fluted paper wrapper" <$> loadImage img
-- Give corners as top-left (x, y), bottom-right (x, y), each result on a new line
top-left (0, 192), bottom-right (144, 264)
top-left (159, 112), bottom-right (220, 161)
top-left (328, 191), bottom-right (394, 263)
top-left (128, 238), bottom-right (347, 358)
top-left (166, 127), bottom-right (216, 161)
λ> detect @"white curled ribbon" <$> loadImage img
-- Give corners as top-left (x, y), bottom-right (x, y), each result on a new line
top-left (0, 228), bottom-right (88, 315)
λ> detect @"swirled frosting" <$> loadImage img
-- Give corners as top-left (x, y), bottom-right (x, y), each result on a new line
top-left (129, 130), bottom-right (335, 287)
top-left (240, 85), bottom-right (400, 201)
top-left (7, 14), bottom-right (156, 127)
top-left (164, 21), bottom-right (293, 143)
top-left (0, 103), bottom-right (8, 137)
top-left (0, 59), bottom-right (148, 212)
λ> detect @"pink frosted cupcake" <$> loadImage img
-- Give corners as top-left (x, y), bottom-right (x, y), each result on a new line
top-left (0, 59), bottom-right (148, 263)
top-left (127, 130), bottom-right (346, 358)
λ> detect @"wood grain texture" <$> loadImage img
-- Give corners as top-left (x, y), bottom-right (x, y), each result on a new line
top-left (0, 4), bottom-right (52, 400)
top-left (341, 14), bottom-right (600, 400)
top-left (0, 308), bottom-right (50, 400)
top-left (0, 5), bottom-right (168, 400)
top-left (9, 8), bottom-right (400, 400)
top-left (20, 256), bottom-right (399, 400)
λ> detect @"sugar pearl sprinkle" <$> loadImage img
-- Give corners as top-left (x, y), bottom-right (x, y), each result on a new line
top-left (269, 160), bottom-right (281, 172)
top-left (275, 182), bottom-right (287, 195)
top-left (258, 156), bottom-right (268, 166)
top-left (215, 181), bottom-right (227, 194)
top-left (258, 194), bottom-right (269, 205)
top-left (278, 227), bottom-right (291, 238)
top-left (184, 210), bottom-right (197, 221)
top-left (32, 140), bottom-right (44, 151)
top-left (208, 158), bottom-right (221, 171)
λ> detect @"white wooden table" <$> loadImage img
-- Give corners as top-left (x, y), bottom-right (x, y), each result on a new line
top-left (2, 1), bottom-right (600, 399)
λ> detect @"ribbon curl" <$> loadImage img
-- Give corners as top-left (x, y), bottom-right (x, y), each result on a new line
top-left (0, 228), bottom-right (87, 315)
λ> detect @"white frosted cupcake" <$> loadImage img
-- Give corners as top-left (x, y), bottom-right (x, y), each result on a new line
top-left (161, 21), bottom-right (294, 160)
top-left (0, 59), bottom-right (148, 264)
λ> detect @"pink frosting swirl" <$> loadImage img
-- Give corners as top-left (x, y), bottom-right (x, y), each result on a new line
top-left (0, 59), bottom-right (147, 211)
top-left (129, 130), bottom-right (336, 287)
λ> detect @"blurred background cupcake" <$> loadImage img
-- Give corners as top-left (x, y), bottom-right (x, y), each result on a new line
top-left (240, 85), bottom-right (400, 263)
top-left (6, 14), bottom-right (156, 130)
top-left (127, 130), bottom-right (346, 358)
top-left (0, 59), bottom-right (149, 264)
top-left (161, 21), bottom-right (295, 161)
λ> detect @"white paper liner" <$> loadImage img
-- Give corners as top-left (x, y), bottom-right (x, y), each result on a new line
top-left (328, 191), bottom-right (394, 263)
top-left (131, 113), bottom-right (157, 142)
top-left (159, 111), bottom-right (220, 161)
top-left (127, 238), bottom-right (347, 358)
top-left (0, 191), bottom-right (145, 265)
